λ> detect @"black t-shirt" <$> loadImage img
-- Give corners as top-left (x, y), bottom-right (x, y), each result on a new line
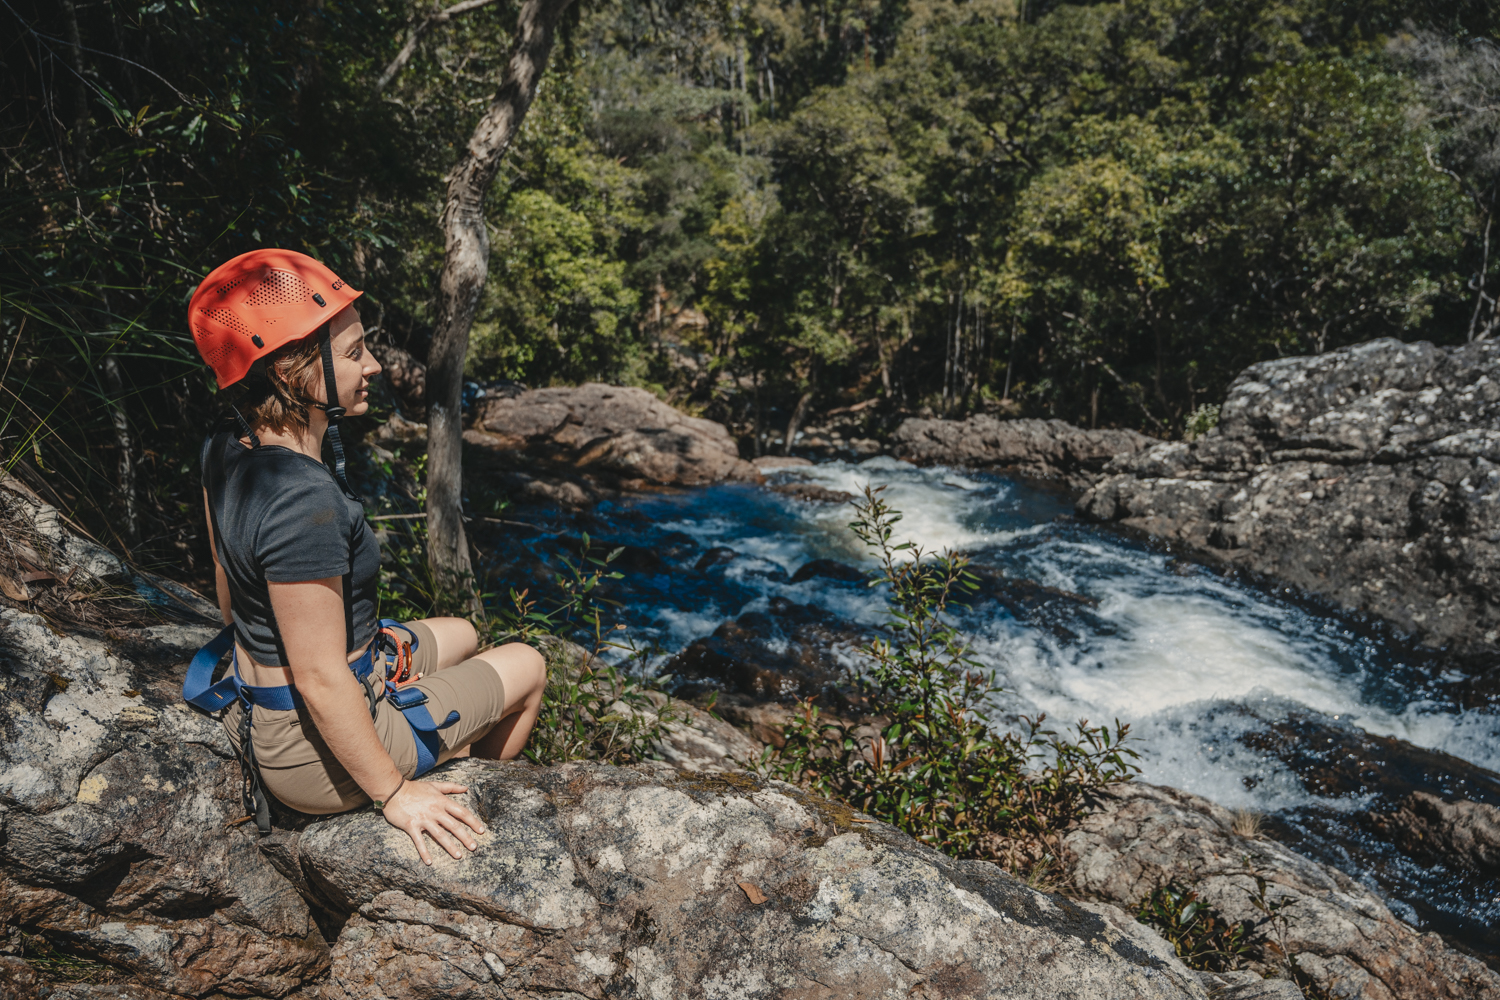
top-left (201, 431), bottom-right (379, 666)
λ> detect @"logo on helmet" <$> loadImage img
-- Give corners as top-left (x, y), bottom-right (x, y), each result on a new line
top-left (331, 280), bottom-right (345, 291)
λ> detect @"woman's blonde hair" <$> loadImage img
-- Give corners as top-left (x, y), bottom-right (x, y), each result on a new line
top-left (226, 324), bottom-right (328, 434)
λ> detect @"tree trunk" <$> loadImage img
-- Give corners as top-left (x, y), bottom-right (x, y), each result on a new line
top-left (781, 359), bottom-right (820, 457)
top-left (426, 0), bottom-right (576, 604)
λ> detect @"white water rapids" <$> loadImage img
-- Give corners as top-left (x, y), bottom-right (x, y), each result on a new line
top-left (629, 457), bottom-right (1500, 812)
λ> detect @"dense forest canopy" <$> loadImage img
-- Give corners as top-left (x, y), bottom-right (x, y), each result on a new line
top-left (3, 0), bottom-right (1499, 571)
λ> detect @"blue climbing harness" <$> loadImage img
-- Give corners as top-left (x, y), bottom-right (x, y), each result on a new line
top-left (183, 619), bottom-right (460, 833)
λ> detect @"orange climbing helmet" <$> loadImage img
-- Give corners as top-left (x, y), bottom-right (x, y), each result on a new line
top-left (188, 249), bottom-right (363, 389)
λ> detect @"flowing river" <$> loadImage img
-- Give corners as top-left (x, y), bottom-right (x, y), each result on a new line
top-left (473, 456), bottom-right (1500, 959)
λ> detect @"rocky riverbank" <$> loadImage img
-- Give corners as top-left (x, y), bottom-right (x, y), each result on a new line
top-left (0, 599), bottom-right (1227, 1000)
top-left (889, 415), bottom-right (1157, 489)
top-left (1078, 338), bottom-right (1500, 675)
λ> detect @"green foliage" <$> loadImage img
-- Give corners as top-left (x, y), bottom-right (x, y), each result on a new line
top-left (766, 486), bottom-right (1139, 867)
top-left (13, 929), bottom-right (122, 985)
top-left (1246, 871), bottom-right (1336, 1000)
top-left (495, 532), bottom-right (682, 766)
top-left (8, 0), bottom-right (1500, 584)
top-left (1136, 885), bottom-right (1252, 973)
top-left (1184, 403), bottom-right (1221, 441)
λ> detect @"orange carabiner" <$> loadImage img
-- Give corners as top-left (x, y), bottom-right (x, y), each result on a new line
top-left (379, 627), bottom-right (416, 685)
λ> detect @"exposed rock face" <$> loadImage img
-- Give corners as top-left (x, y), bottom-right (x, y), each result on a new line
top-left (468, 383), bottom-right (761, 489)
top-left (1066, 783), bottom-right (1500, 1000)
top-left (2, 599), bottom-right (1236, 1000)
top-left (285, 759), bottom-right (1217, 1000)
top-left (891, 416), bottom-right (1157, 488)
top-left (1078, 338), bottom-right (1500, 663)
top-left (0, 611), bottom-right (331, 997)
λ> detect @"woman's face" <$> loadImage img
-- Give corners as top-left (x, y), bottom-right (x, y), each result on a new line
top-left (322, 305), bottom-right (382, 417)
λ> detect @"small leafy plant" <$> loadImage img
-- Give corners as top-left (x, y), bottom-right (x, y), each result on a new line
top-left (1136, 884), bottom-right (1251, 972)
top-left (766, 485), bottom-right (1140, 870)
top-left (1184, 403), bottom-right (1221, 441)
top-left (1246, 869), bottom-right (1334, 1000)
top-left (492, 535), bottom-right (682, 765)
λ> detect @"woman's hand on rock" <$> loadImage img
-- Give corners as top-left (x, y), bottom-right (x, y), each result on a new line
top-left (380, 780), bottom-right (486, 865)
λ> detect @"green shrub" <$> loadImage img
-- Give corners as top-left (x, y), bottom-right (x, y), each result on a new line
top-left (1184, 404), bottom-right (1221, 441)
top-left (1136, 884), bottom-right (1251, 972)
top-left (765, 485), bottom-right (1139, 869)
top-left (493, 535), bottom-right (682, 766)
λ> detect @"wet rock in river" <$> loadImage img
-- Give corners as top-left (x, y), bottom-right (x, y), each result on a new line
top-left (788, 558), bottom-right (869, 584)
top-left (663, 599), bottom-right (866, 706)
top-left (1078, 338), bottom-right (1500, 665)
top-left (1067, 782), bottom-right (1500, 1000)
top-left (965, 568), bottom-right (1113, 644)
top-left (770, 481), bottom-right (855, 504)
top-left (693, 545), bottom-right (739, 572)
top-left (1237, 712), bottom-right (1500, 807)
top-left (890, 416), bottom-right (1157, 489)
top-left (1376, 792), bottom-right (1500, 877)
top-left (468, 383), bottom-right (762, 489)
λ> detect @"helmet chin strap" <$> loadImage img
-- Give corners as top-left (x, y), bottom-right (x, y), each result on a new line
top-left (311, 325), bottom-right (364, 502)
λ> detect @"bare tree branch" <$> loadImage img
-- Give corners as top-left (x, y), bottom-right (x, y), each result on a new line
top-left (374, 0), bottom-right (508, 96)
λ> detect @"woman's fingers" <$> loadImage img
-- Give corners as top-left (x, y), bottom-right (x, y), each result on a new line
top-left (436, 809), bottom-right (481, 851)
top-left (430, 781), bottom-right (469, 795)
top-left (424, 818), bottom-right (468, 860)
top-left (445, 799), bottom-right (487, 835)
top-left (405, 825), bottom-right (433, 866)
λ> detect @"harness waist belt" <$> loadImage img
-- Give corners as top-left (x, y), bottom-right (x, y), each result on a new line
top-left (182, 619), bottom-right (459, 777)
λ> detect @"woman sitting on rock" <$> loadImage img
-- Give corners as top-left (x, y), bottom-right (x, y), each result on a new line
top-left (186, 249), bottom-right (545, 865)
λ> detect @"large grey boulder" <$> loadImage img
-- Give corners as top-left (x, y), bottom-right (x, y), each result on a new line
top-left (466, 383), bottom-right (761, 490)
top-left (1066, 782), bottom-right (1500, 1000)
top-left (284, 759), bottom-right (1219, 1000)
top-left (0, 602), bottom-right (1231, 999)
top-left (1078, 338), bottom-right (1500, 664)
top-left (891, 416), bottom-right (1157, 489)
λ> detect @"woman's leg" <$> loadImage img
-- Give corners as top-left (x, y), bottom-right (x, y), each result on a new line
top-left (411, 617), bottom-right (479, 670)
top-left (468, 643), bottom-right (546, 761)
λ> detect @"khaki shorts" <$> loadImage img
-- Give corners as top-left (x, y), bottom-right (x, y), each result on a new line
top-left (222, 621), bottom-right (509, 814)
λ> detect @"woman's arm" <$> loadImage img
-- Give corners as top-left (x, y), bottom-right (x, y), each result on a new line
top-left (268, 578), bottom-right (487, 864)
top-left (203, 488), bottom-right (232, 626)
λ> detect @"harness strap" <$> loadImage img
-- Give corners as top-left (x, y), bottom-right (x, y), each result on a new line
top-left (182, 616), bottom-right (461, 833)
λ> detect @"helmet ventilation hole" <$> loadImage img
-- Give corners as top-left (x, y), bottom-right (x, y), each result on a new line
top-left (199, 307), bottom-right (253, 337)
top-left (245, 269), bottom-right (314, 307)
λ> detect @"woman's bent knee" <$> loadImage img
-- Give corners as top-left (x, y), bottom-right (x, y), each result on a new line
top-left (481, 642), bottom-right (546, 709)
top-left (419, 616), bottom-right (478, 665)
